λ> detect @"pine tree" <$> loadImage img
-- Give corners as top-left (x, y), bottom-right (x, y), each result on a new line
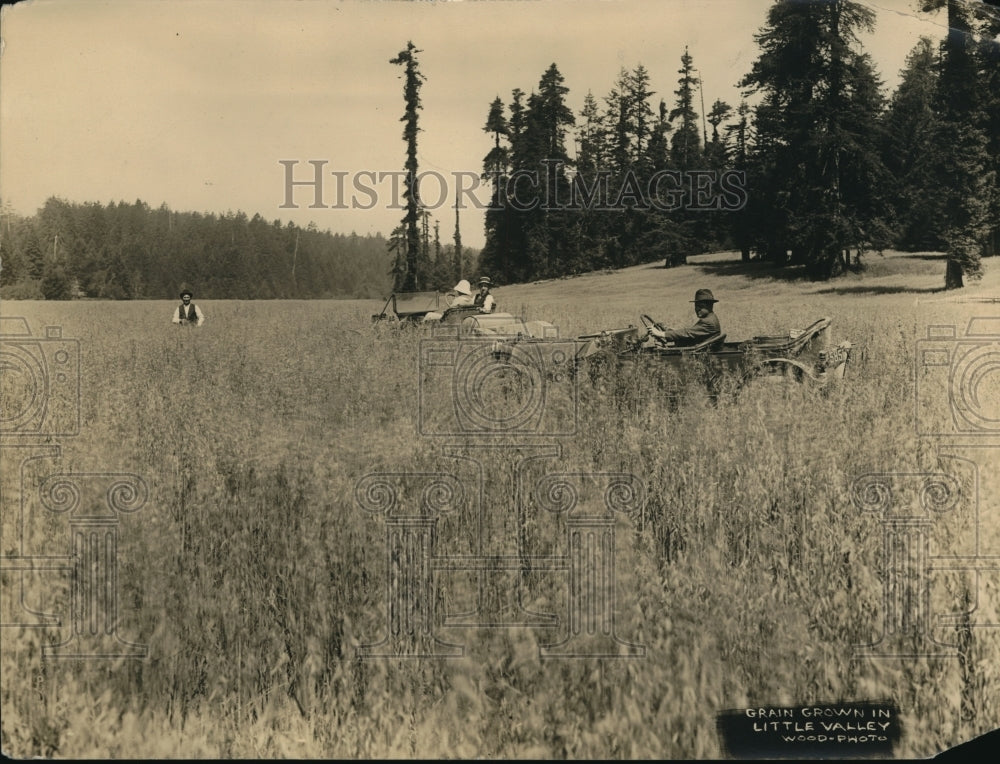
top-left (741, 0), bottom-right (888, 277)
top-left (523, 65), bottom-right (576, 277)
top-left (599, 66), bottom-right (660, 267)
top-left (724, 100), bottom-right (752, 261)
top-left (40, 262), bottom-right (72, 299)
top-left (630, 66), bottom-right (656, 163)
top-left (882, 37), bottom-right (947, 251)
top-left (575, 91), bottom-right (612, 270)
top-left (479, 94), bottom-right (514, 284)
top-left (918, 1), bottom-right (993, 287)
top-left (577, 91), bottom-right (606, 176)
top-left (529, 65), bottom-right (575, 162)
top-left (669, 47), bottom-right (702, 170)
top-left (389, 41), bottom-right (425, 291)
top-left (705, 99), bottom-right (732, 164)
top-left (976, 5), bottom-right (1000, 256)
top-left (483, 96), bottom-right (509, 191)
top-left (645, 98), bottom-right (671, 172)
top-left (484, 66), bottom-right (576, 281)
top-left (667, 48), bottom-right (706, 262)
top-left (22, 229), bottom-right (45, 279)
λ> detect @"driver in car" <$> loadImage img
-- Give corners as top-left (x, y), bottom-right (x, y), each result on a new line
top-left (646, 288), bottom-right (721, 347)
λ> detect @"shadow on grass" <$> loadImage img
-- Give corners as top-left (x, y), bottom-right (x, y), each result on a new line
top-left (644, 260), bottom-right (695, 270)
top-left (646, 251), bottom-right (951, 287)
top-left (811, 284), bottom-right (946, 296)
top-left (693, 259), bottom-right (814, 282)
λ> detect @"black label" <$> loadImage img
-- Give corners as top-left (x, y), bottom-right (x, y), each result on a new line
top-left (717, 702), bottom-right (901, 759)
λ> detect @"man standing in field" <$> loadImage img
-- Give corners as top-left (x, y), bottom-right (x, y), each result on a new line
top-left (172, 286), bottom-right (205, 326)
top-left (647, 288), bottom-right (721, 346)
top-left (474, 276), bottom-right (495, 313)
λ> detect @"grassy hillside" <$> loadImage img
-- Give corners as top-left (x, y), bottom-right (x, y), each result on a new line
top-left (492, 250), bottom-right (1000, 338)
top-left (1, 251), bottom-right (998, 758)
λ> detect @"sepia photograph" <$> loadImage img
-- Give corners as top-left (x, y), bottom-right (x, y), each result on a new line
top-left (1, 0), bottom-right (999, 758)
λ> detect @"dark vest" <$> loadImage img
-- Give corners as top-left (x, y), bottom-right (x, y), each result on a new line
top-left (474, 291), bottom-right (490, 308)
top-left (178, 303), bottom-right (197, 321)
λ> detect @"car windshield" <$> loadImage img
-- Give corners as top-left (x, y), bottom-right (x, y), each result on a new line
top-left (393, 292), bottom-right (441, 315)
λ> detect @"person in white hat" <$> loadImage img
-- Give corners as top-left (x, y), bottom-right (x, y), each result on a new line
top-left (422, 279), bottom-right (474, 322)
top-left (171, 286), bottom-right (205, 326)
top-left (448, 279), bottom-right (475, 309)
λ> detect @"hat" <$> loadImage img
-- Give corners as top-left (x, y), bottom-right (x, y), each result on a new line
top-left (478, 276), bottom-right (492, 286)
top-left (691, 288), bottom-right (718, 303)
top-left (179, 285), bottom-right (193, 298)
top-left (453, 279), bottom-right (472, 296)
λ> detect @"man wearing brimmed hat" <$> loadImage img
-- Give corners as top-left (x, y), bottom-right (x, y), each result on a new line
top-left (171, 285), bottom-right (205, 326)
top-left (647, 288), bottom-right (720, 346)
top-left (473, 276), bottom-right (495, 313)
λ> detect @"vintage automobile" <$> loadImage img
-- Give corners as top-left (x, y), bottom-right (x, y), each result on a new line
top-left (371, 291), bottom-right (446, 324)
top-left (371, 291), bottom-right (500, 327)
top-left (575, 315), bottom-right (852, 389)
top-left (370, 291), bottom-right (569, 348)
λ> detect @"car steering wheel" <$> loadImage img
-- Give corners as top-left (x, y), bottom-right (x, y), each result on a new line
top-left (639, 313), bottom-right (673, 346)
top-left (640, 314), bottom-right (663, 331)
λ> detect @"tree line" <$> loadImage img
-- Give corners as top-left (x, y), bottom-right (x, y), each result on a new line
top-left (5, 2), bottom-right (996, 300)
top-left (0, 197), bottom-right (402, 300)
top-left (390, 0), bottom-right (999, 289)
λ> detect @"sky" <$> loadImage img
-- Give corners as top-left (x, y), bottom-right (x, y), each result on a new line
top-left (0, 0), bottom-right (950, 249)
